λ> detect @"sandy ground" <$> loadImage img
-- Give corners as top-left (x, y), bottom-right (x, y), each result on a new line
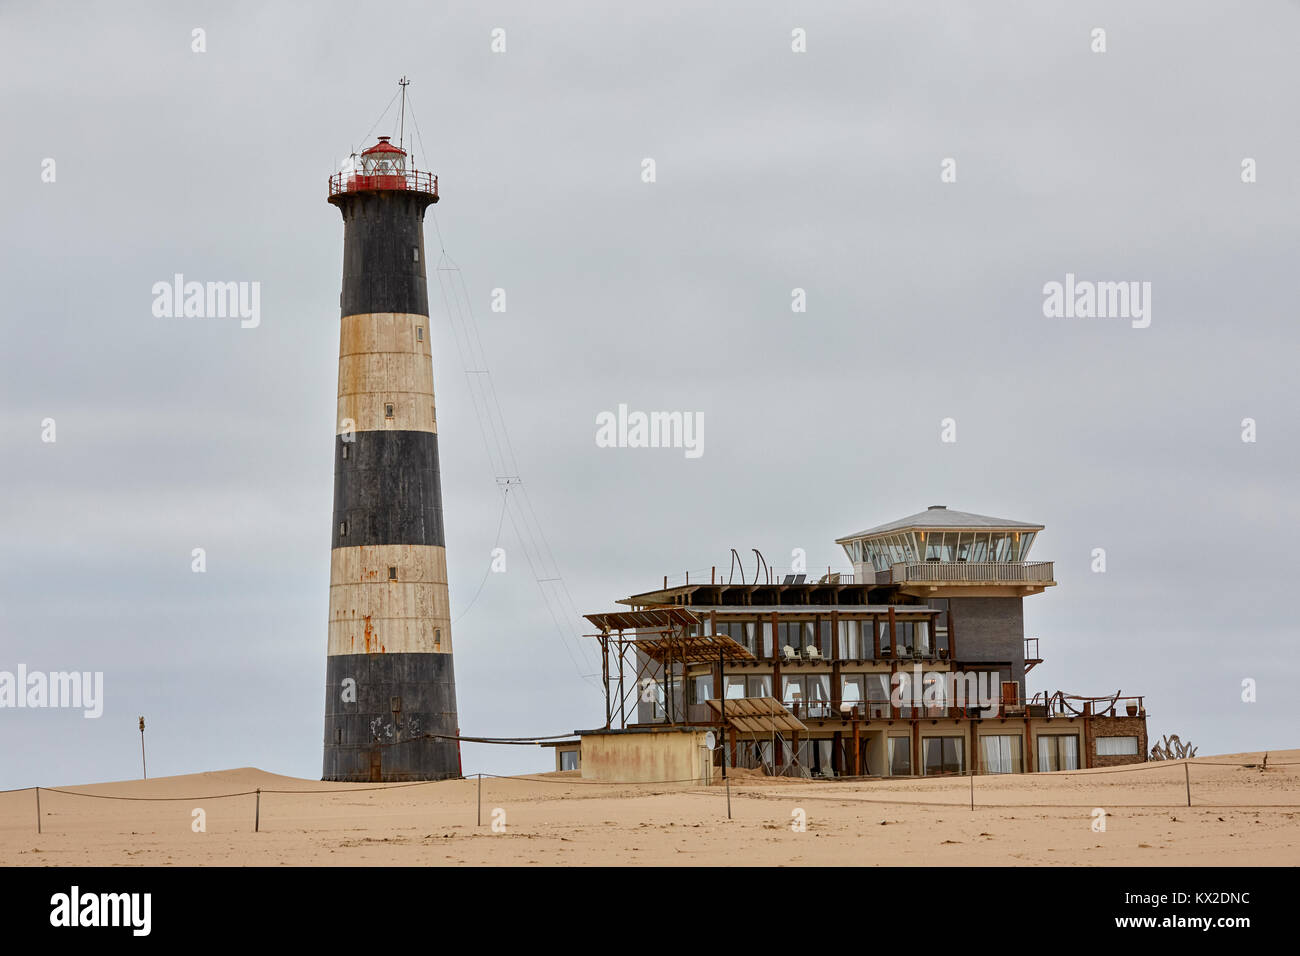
top-left (1, 750), bottom-right (1295, 866)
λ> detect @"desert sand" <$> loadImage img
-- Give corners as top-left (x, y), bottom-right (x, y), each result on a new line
top-left (1, 750), bottom-right (1295, 866)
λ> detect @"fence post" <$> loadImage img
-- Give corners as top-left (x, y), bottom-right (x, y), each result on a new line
top-left (725, 775), bottom-right (731, 820)
top-left (35, 787), bottom-right (41, 834)
top-left (1184, 761), bottom-right (1191, 807)
top-left (255, 788), bottom-right (261, 832)
top-left (970, 771), bottom-right (974, 811)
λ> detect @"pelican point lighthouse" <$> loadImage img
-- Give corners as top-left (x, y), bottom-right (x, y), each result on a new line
top-left (321, 98), bottom-right (460, 781)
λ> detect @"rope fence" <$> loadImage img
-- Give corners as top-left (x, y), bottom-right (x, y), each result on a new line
top-left (5, 755), bottom-right (1296, 834)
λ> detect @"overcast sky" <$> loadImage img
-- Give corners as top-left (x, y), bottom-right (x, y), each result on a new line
top-left (1, 1), bottom-right (1296, 789)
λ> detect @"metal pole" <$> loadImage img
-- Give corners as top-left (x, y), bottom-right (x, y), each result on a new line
top-left (725, 775), bottom-right (731, 820)
top-left (719, 645), bottom-right (726, 781)
top-left (1184, 761), bottom-right (1191, 807)
top-left (970, 769), bottom-right (974, 811)
top-left (398, 76), bottom-right (409, 152)
top-left (477, 772), bottom-right (482, 826)
top-left (138, 716), bottom-right (146, 779)
top-left (35, 787), bottom-right (40, 834)
top-left (255, 789), bottom-right (261, 832)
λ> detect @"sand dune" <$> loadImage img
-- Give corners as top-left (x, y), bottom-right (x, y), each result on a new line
top-left (1, 751), bottom-right (1295, 866)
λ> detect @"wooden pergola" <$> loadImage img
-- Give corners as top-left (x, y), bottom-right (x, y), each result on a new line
top-left (584, 607), bottom-right (755, 731)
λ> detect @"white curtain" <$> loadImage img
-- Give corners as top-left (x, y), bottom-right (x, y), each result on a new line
top-left (981, 735), bottom-right (1014, 774)
top-left (1037, 735), bottom-right (1080, 771)
top-left (838, 620), bottom-right (858, 658)
top-left (1096, 736), bottom-right (1137, 756)
top-left (1061, 735), bottom-right (1079, 769)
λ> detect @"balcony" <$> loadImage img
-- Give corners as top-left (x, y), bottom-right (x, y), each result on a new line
top-left (882, 561), bottom-right (1055, 589)
top-left (328, 168), bottom-right (439, 201)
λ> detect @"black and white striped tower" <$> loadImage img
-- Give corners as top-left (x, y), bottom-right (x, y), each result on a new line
top-left (322, 113), bottom-right (460, 781)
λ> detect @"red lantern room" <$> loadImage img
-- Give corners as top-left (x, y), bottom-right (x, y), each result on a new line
top-left (361, 136), bottom-right (405, 176)
top-left (329, 135), bottom-right (438, 202)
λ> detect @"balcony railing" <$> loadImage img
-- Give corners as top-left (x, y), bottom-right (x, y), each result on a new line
top-left (888, 561), bottom-right (1054, 585)
top-left (328, 169), bottom-right (439, 199)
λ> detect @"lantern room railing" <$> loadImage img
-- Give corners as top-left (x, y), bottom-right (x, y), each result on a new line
top-left (328, 169), bottom-right (439, 199)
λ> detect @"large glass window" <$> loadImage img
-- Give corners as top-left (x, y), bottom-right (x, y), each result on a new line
top-left (895, 620), bottom-right (915, 655)
top-left (724, 675), bottom-right (745, 699)
top-left (759, 621), bottom-right (773, 658)
top-left (1096, 736), bottom-right (1138, 756)
top-left (718, 620), bottom-right (757, 656)
top-left (778, 621), bottom-right (815, 654)
top-left (746, 674), bottom-right (771, 698)
top-left (841, 676), bottom-right (863, 709)
top-left (690, 674), bottom-right (712, 705)
top-left (878, 619), bottom-right (892, 656)
top-left (1019, 531), bottom-right (1036, 559)
top-left (837, 619), bottom-right (853, 658)
top-left (922, 737), bottom-right (965, 776)
top-left (1037, 734), bottom-right (1080, 771)
top-left (888, 737), bottom-right (912, 775)
top-left (782, 675), bottom-right (804, 711)
top-left (805, 674), bottom-right (830, 717)
top-left (980, 735), bottom-right (1021, 773)
top-left (866, 674), bottom-right (890, 717)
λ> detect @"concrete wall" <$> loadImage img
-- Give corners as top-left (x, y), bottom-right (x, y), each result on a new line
top-left (948, 596), bottom-right (1025, 690)
top-left (581, 730), bottom-right (713, 784)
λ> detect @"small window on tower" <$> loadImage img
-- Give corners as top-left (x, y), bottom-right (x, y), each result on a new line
top-left (341, 444), bottom-right (349, 460)
top-left (434, 628), bottom-right (442, 647)
top-left (413, 248), bottom-right (419, 262)
top-left (339, 521), bottom-right (348, 537)
top-left (335, 728), bottom-right (341, 744)
top-left (388, 566), bottom-right (397, 581)
top-left (385, 403), bottom-right (395, 419)
top-left (390, 696), bottom-right (402, 713)
top-left (416, 327), bottom-right (423, 342)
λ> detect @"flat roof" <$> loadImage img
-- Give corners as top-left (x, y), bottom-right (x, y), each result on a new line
top-left (618, 582), bottom-right (887, 605)
top-left (684, 604), bottom-right (939, 615)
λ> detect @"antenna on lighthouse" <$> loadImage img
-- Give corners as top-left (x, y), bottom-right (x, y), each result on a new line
top-left (398, 76), bottom-right (410, 153)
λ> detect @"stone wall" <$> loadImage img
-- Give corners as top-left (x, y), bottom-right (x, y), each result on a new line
top-left (1089, 714), bottom-right (1148, 767)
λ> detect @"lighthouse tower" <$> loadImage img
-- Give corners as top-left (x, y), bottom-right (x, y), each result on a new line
top-left (322, 119), bottom-right (460, 781)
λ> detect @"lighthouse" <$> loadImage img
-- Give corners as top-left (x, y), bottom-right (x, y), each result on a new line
top-left (322, 104), bottom-right (460, 781)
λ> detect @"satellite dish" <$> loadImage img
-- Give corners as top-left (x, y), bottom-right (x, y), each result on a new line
top-left (704, 730), bottom-right (717, 751)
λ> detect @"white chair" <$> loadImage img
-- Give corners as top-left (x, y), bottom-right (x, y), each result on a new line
top-left (782, 645), bottom-right (800, 661)
top-left (806, 646), bottom-right (823, 661)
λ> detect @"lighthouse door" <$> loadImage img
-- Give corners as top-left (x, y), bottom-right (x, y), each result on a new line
top-left (368, 751), bottom-right (382, 782)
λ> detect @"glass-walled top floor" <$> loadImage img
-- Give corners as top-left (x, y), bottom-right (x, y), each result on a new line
top-left (844, 529), bottom-right (1037, 572)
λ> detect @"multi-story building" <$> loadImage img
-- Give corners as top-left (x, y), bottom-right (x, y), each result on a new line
top-left (578, 506), bottom-right (1149, 782)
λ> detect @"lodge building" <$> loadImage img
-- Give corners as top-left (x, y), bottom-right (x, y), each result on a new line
top-left (572, 506), bottom-right (1149, 782)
